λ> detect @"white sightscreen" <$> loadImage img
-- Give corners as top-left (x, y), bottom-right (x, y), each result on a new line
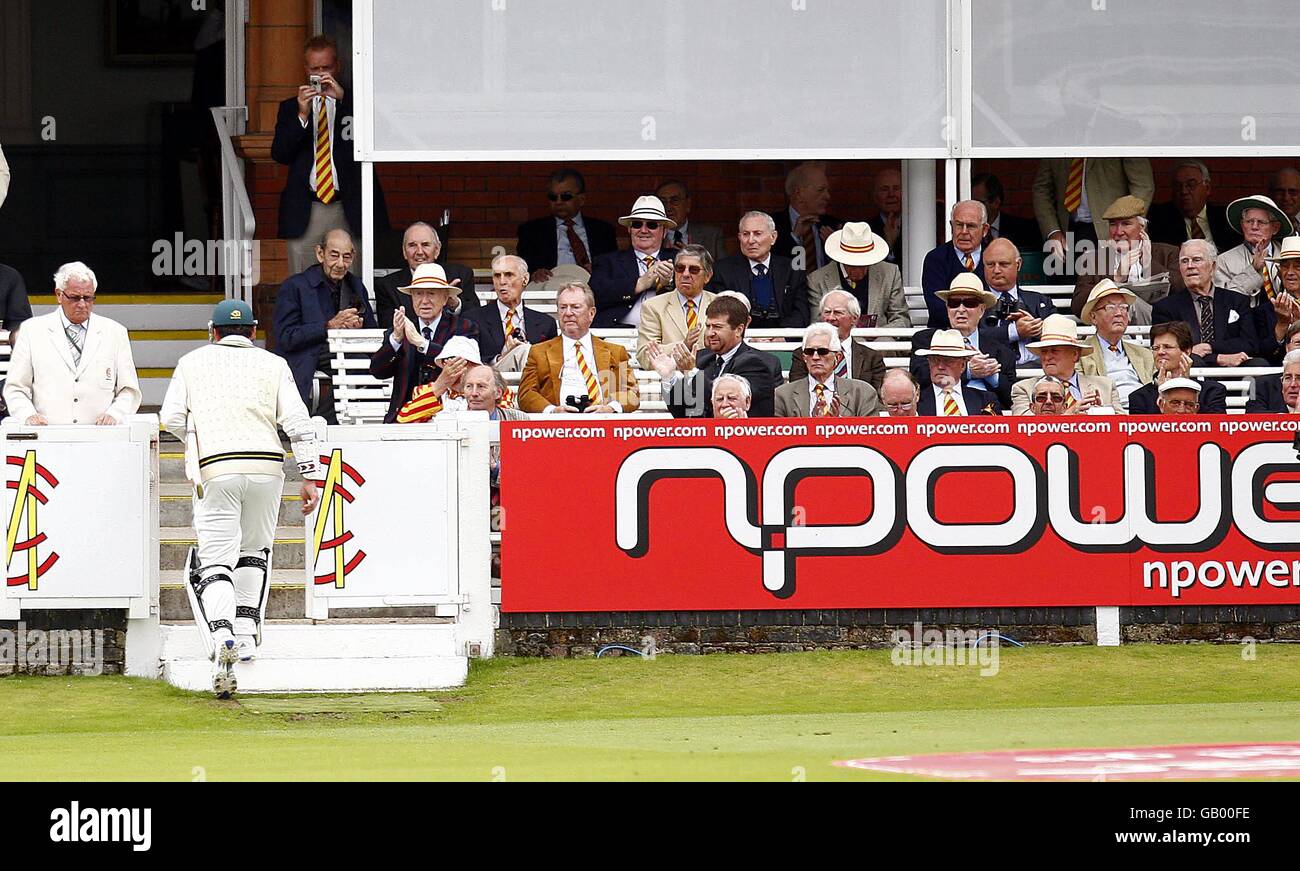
top-left (358, 0), bottom-right (950, 160)
top-left (972, 0), bottom-right (1300, 152)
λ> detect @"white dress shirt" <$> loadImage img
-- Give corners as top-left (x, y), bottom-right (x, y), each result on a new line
top-left (553, 333), bottom-right (623, 413)
top-left (933, 383), bottom-right (968, 415)
top-left (807, 375), bottom-right (837, 415)
top-left (625, 248), bottom-right (663, 327)
top-left (298, 95), bottom-right (340, 197)
top-left (1098, 338), bottom-right (1142, 406)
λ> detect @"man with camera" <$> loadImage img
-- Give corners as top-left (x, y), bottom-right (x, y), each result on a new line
top-left (465, 254), bottom-right (557, 367)
top-left (980, 238), bottom-right (1054, 365)
top-left (708, 211), bottom-right (809, 328)
top-left (517, 282), bottom-right (640, 414)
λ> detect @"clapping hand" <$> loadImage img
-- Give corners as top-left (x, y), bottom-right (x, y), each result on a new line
top-left (646, 341), bottom-right (678, 380)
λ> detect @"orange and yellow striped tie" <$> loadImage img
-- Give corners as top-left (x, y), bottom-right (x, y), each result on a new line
top-left (314, 99), bottom-right (336, 204)
top-left (942, 389), bottom-right (960, 416)
top-left (685, 299), bottom-right (697, 332)
top-left (963, 254), bottom-right (975, 271)
top-left (1260, 266), bottom-right (1277, 301)
top-left (1063, 158), bottom-right (1085, 213)
top-left (504, 307), bottom-right (517, 337)
top-left (1064, 390), bottom-right (1078, 412)
top-left (574, 342), bottom-right (601, 403)
top-left (812, 383), bottom-right (830, 417)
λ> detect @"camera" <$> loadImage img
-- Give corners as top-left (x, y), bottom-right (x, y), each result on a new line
top-left (510, 328), bottom-right (525, 342)
top-left (565, 395), bottom-right (592, 412)
top-left (309, 74), bottom-right (322, 92)
top-left (991, 294), bottom-right (1020, 322)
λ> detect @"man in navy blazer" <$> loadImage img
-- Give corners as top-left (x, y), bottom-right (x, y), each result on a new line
top-left (921, 200), bottom-right (991, 330)
top-left (273, 230), bottom-right (377, 414)
top-left (375, 223), bottom-right (479, 327)
top-left (368, 264), bottom-right (479, 424)
top-left (271, 35), bottom-right (388, 276)
top-left (979, 238), bottom-right (1055, 364)
top-left (771, 162), bottom-right (841, 270)
top-left (464, 254), bottom-right (558, 363)
top-left (590, 195), bottom-right (679, 328)
top-left (914, 328), bottom-right (1002, 416)
top-left (515, 169), bottom-right (618, 282)
top-left (1150, 239), bottom-right (1263, 367)
top-left (707, 211), bottom-right (809, 328)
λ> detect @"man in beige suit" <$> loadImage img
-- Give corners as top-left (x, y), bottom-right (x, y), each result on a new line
top-left (1010, 314), bottom-right (1123, 415)
top-left (1034, 158), bottom-right (1154, 254)
top-left (775, 322), bottom-right (881, 417)
top-left (4, 261), bottom-right (141, 425)
top-left (635, 245), bottom-right (715, 369)
top-left (806, 222), bottom-right (909, 327)
top-left (1078, 279), bottom-right (1154, 412)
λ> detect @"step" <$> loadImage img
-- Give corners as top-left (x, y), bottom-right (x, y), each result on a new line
top-left (157, 571), bottom-right (451, 621)
top-left (160, 482), bottom-right (304, 527)
top-left (160, 452), bottom-right (303, 484)
top-left (158, 622), bottom-right (468, 692)
top-left (160, 526), bottom-right (304, 570)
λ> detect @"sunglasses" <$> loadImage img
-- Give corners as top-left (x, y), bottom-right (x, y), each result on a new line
top-left (802, 347), bottom-right (835, 357)
top-left (1032, 393), bottom-right (1065, 404)
top-left (629, 221), bottom-right (660, 230)
top-left (946, 297), bottom-right (982, 309)
top-left (547, 192), bottom-right (576, 202)
top-left (61, 294), bottom-right (96, 304)
top-left (674, 264), bottom-right (702, 274)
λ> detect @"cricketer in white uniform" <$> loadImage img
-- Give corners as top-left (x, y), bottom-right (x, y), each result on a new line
top-left (160, 300), bottom-right (321, 696)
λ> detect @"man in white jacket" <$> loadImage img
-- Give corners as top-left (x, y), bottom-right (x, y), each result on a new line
top-left (160, 299), bottom-right (321, 697)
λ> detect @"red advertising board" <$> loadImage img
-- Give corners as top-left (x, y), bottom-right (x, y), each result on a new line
top-left (499, 416), bottom-right (1300, 612)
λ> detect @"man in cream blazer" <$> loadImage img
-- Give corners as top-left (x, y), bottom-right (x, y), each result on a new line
top-left (635, 245), bottom-right (716, 369)
top-left (4, 262), bottom-right (141, 425)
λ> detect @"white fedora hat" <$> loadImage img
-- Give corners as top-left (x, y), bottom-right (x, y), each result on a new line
top-left (399, 262), bottom-right (462, 297)
top-left (1266, 235), bottom-right (1300, 263)
top-left (1079, 278), bottom-right (1137, 321)
top-left (915, 329), bottom-right (979, 358)
top-left (618, 195), bottom-right (677, 229)
top-left (935, 272), bottom-right (997, 308)
top-left (1027, 314), bottom-right (1093, 355)
top-left (824, 221), bottom-right (889, 267)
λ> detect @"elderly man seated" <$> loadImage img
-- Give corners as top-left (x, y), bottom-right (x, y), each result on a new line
top-left (1011, 315), bottom-right (1123, 415)
top-left (1281, 349), bottom-right (1300, 413)
top-left (1128, 321), bottom-right (1228, 415)
top-left (711, 374), bottom-right (752, 419)
top-left (789, 289), bottom-right (887, 392)
top-left (914, 330), bottom-right (1000, 416)
top-left (921, 199), bottom-right (991, 330)
top-left (1077, 279), bottom-right (1153, 411)
top-left (465, 254), bottom-right (558, 369)
top-left (1071, 195), bottom-right (1184, 324)
top-left (1152, 239), bottom-right (1263, 368)
top-left (911, 273), bottom-right (1015, 411)
top-left (879, 369), bottom-right (920, 417)
top-left (1024, 375), bottom-right (1070, 416)
top-left (805, 221), bottom-right (909, 328)
top-left (636, 244), bottom-right (716, 369)
top-left (1156, 378), bottom-right (1203, 415)
top-left (1256, 235), bottom-right (1300, 363)
top-left (775, 323), bottom-right (880, 417)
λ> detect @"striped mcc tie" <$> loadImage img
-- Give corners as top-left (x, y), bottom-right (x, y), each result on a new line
top-left (942, 389), bottom-right (960, 416)
top-left (1063, 158), bottom-right (1084, 213)
top-left (314, 99), bottom-right (336, 204)
top-left (685, 299), bottom-right (697, 332)
top-left (574, 343), bottom-right (601, 403)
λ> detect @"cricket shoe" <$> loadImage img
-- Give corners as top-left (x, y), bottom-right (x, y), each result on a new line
top-left (213, 639), bottom-right (238, 699)
top-left (235, 635), bottom-right (258, 662)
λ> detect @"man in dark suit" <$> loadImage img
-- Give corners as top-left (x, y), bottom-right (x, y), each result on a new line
top-left (515, 169), bottom-right (617, 283)
top-left (271, 35), bottom-right (388, 276)
top-left (464, 254), bottom-right (558, 364)
top-left (909, 275), bottom-right (1017, 411)
top-left (914, 329), bottom-right (1000, 416)
top-left (1129, 321), bottom-right (1228, 414)
top-left (273, 229), bottom-right (378, 418)
top-left (707, 211), bottom-right (809, 328)
top-left (368, 264), bottom-right (479, 424)
top-left (648, 294), bottom-right (783, 418)
top-left (788, 289), bottom-right (886, 392)
top-left (921, 200), bottom-right (990, 330)
top-left (772, 161), bottom-right (841, 270)
top-left (973, 172), bottom-right (1042, 252)
top-left (868, 167), bottom-right (904, 270)
top-left (0, 263), bottom-right (32, 333)
top-left (1244, 322), bottom-right (1300, 412)
top-left (589, 195), bottom-right (679, 328)
top-left (656, 179), bottom-right (726, 261)
top-left (1147, 161), bottom-right (1241, 251)
top-left (375, 222), bottom-right (479, 328)
top-left (1151, 239), bottom-right (1264, 367)
top-left (979, 238), bottom-right (1054, 365)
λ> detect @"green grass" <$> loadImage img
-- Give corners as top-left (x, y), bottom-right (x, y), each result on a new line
top-left (2, 645), bottom-right (1298, 780)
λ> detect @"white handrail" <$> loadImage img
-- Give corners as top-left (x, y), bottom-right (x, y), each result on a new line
top-left (210, 106), bottom-right (257, 305)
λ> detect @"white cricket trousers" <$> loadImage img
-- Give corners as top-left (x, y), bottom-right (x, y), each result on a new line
top-left (193, 473), bottom-right (283, 639)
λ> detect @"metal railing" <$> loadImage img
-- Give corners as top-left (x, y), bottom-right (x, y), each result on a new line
top-left (211, 106), bottom-right (257, 305)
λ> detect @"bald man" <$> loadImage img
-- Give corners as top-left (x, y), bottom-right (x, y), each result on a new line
top-left (773, 161), bottom-right (842, 269)
top-left (979, 237), bottom-right (1056, 365)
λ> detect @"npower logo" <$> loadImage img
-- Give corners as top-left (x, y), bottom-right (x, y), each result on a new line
top-left (4, 451), bottom-right (60, 589)
top-left (615, 443), bottom-right (1300, 599)
top-left (311, 449), bottom-right (367, 587)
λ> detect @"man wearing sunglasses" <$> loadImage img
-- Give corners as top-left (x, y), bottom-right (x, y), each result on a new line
top-left (5, 261), bottom-right (140, 426)
top-left (909, 273), bottom-right (1016, 411)
top-left (1025, 375), bottom-right (1069, 416)
top-left (775, 323), bottom-right (881, 417)
top-left (516, 169), bottom-right (618, 284)
top-left (635, 245), bottom-right (716, 369)
top-left (591, 195), bottom-right (680, 328)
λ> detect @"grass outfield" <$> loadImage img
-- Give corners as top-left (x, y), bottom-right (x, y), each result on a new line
top-left (1, 645), bottom-right (1298, 781)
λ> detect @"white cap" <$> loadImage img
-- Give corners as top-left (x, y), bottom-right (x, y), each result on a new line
top-left (434, 335), bottom-right (482, 365)
top-left (1158, 377), bottom-right (1201, 394)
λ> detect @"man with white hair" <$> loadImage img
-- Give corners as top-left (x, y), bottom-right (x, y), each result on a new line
top-left (775, 323), bottom-right (880, 417)
top-left (773, 161), bottom-right (841, 269)
top-left (375, 221), bottom-right (479, 327)
top-left (711, 374), bottom-right (752, 419)
top-left (1152, 239), bottom-right (1262, 368)
top-left (914, 330), bottom-right (999, 416)
top-left (1071, 196), bottom-right (1185, 324)
top-left (464, 253), bottom-right (558, 367)
top-left (1280, 349), bottom-right (1300, 413)
top-left (5, 261), bottom-right (141, 425)
top-left (708, 210), bottom-right (809, 328)
top-left (788, 289), bottom-right (887, 392)
top-left (921, 200), bottom-right (991, 330)
top-left (1213, 194), bottom-right (1294, 361)
top-left (1148, 161), bottom-right (1240, 249)
top-left (1155, 378), bottom-right (1203, 415)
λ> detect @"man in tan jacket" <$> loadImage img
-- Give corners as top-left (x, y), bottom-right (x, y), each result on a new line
top-left (635, 245), bottom-right (715, 369)
top-left (1011, 314), bottom-right (1124, 415)
top-left (1077, 279), bottom-right (1154, 412)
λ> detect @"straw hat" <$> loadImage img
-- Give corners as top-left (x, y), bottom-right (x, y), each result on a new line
top-left (824, 221), bottom-right (889, 267)
top-left (1266, 235), bottom-right (1300, 263)
top-left (399, 263), bottom-right (462, 297)
top-left (618, 195), bottom-right (677, 229)
top-left (1026, 314), bottom-right (1093, 355)
top-left (1079, 278), bottom-right (1137, 321)
top-left (935, 272), bottom-right (997, 308)
top-left (914, 329), bottom-right (979, 358)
